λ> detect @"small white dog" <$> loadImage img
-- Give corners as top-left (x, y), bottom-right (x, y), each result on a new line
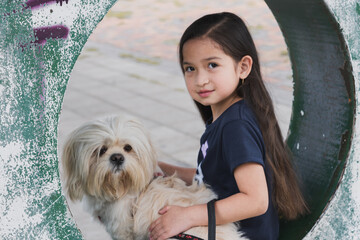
top-left (62, 115), bottom-right (245, 240)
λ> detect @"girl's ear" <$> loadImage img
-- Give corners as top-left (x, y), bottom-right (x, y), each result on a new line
top-left (237, 55), bottom-right (253, 80)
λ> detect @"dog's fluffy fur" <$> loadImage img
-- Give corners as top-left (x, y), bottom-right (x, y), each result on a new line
top-left (62, 115), bottom-right (246, 240)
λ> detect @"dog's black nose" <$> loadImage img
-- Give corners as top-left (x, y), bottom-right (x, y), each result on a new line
top-left (110, 153), bottom-right (124, 166)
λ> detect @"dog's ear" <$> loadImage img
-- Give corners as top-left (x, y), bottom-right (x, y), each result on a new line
top-left (62, 136), bottom-right (84, 201)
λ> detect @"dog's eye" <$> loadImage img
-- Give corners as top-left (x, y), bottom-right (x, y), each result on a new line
top-left (124, 144), bottom-right (132, 152)
top-left (99, 146), bottom-right (108, 156)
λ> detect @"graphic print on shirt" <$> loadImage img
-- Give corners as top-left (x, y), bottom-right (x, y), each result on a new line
top-left (195, 141), bottom-right (208, 184)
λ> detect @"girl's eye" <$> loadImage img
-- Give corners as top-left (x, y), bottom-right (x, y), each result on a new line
top-left (124, 144), bottom-right (132, 152)
top-left (99, 146), bottom-right (108, 156)
top-left (184, 66), bottom-right (195, 72)
top-left (208, 63), bottom-right (218, 69)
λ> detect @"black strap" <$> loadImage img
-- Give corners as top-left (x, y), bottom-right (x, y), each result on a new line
top-left (207, 199), bottom-right (216, 240)
top-left (172, 233), bottom-right (204, 240)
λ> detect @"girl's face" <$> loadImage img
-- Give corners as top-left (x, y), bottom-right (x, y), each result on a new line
top-left (182, 38), bottom-right (244, 120)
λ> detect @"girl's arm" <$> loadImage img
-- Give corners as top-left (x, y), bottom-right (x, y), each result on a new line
top-left (149, 162), bottom-right (268, 240)
top-left (190, 162), bottom-right (268, 225)
top-left (158, 161), bottom-right (196, 185)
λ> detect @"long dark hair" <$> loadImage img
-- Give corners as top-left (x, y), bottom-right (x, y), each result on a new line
top-left (179, 12), bottom-right (308, 220)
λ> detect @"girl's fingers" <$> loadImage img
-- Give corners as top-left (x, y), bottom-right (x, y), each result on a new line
top-left (149, 219), bottom-right (158, 232)
top-left (158, 205), bottom-right (170, 215)
top-left (154, 172), bottom-right (164, 177)
top-left (149, 221), bottom-right (166, 240)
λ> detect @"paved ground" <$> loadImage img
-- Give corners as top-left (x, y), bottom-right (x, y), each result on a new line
top-left (57, 0), bottom-right (293, 239)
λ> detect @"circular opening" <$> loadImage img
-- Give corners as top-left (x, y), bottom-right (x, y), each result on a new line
top-left (57, 1), bottom-right (293, 239)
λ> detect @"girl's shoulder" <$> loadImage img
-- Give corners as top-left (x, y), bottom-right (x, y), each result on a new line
top-left (223, 100), bottom-right (257, 125)
top-left (205, 100), bottom-right (258, 134)
top-left (219, 101), bottom-right (263, 139)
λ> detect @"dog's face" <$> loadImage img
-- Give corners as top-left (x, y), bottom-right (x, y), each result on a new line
top-left (62, 116), bottom-right (157, 202)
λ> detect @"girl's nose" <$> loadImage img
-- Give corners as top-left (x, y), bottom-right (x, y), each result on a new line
top-left (195, 70), bottom-right (209, 86)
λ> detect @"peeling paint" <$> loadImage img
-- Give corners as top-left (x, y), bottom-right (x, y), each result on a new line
top-left (0, 0), bottom-right (117, 239)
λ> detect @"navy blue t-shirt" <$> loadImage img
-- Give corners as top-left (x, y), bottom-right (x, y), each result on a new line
top-left (195, 100), bottom-right (279, 240)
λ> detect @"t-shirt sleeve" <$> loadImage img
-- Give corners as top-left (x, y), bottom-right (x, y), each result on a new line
top-left (222, 119), bottom-right (265, 173)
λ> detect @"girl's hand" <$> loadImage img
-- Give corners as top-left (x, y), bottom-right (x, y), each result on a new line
top-left (149, 205), bottom-right (193, 240)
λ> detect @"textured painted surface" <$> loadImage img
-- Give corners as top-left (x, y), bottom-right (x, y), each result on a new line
top-left (264, 0), bottom-right (356, 238)
top-left (0, 0), bottom-right (359, 239)
top-left (0, 0), bottom-right (116, 239)
top-left (303, 0), bottom-right (360, 239)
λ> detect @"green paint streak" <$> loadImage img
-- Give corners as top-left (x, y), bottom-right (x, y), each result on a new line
top-left (0, 1), bottom-right (83, 238)
top-left (0, 0), bottom-right (119, 239)
top-left (85, 47), bottom-right (99, 52)
top-left (120, 53), bottom-right (160, 65)
top-left (356, 3), bottom-right (360, 15)
top-left (280, 50), bottom-right (289, 56)
top-left (164, 39), bottom-right (179, 46)
top-left (173, 0), bottom-right (183, 7)
top-left (106, 10), bottom-right (132, 19)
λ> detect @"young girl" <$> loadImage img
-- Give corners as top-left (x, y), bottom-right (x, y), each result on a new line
top-left (149, 12), bottom-right (308, 240)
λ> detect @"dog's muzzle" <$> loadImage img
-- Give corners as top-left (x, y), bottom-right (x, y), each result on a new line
top-left (110, 153), bottom-right (125, 167)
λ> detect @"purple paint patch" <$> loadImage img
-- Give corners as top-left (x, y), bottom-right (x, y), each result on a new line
top-left (26, 0), bottom-right (69, 9)
top-left (33, 25), bottom-right (69, 45)
top-left (31, 25), bottom-right (69, 122)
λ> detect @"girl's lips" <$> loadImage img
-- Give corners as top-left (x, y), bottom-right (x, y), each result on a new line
top-left (198, 90), bottom-right (214, 98)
